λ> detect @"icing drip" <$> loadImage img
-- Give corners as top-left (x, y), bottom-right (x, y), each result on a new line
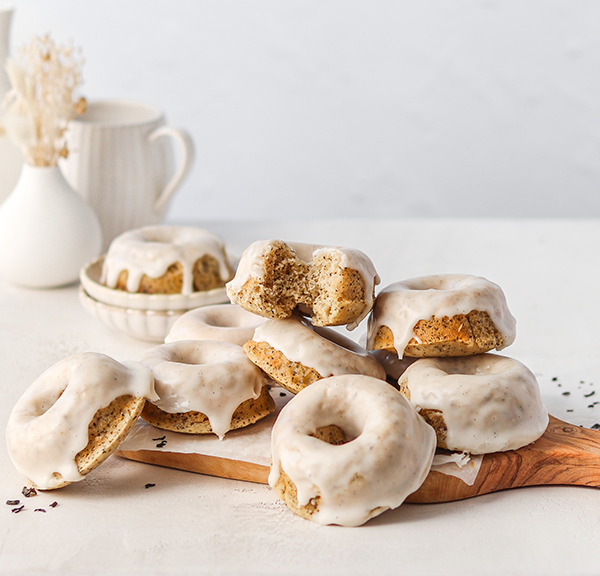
top-left (6, 353), bottom-right (157, 490)
top-left (165, 304), bottom-right (266, 346)
top-left (367, 274), bottom-right (516, 356)
top-left (101, 225), bottom-right (231, 294)
top-left (400, 354), bottom-right (549, 453)
top-left (269, 375), bottom-right (436, 526)
top-left (140, 340), bottom-right (268, 439)
top-left (252, 316), bottom-right (386, 380)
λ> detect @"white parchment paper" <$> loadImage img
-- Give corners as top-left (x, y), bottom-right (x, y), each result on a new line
top-left (120, 385), bottom-right (483, 485)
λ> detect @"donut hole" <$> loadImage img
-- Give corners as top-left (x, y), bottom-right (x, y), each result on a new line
top-left (193, 254), bottom-right (232, 291)
top-left (309, 424), bottom-right (349, 445)
top-left (403, 275), bottom-right (470, 292)
top-left (139, 227), bottom-right (173, 244)
top-left (431, 355), bottom-right (508, 377)
top-left (28, 388), bottom-right (65, 419)
top-left (309, 413), bottom-right (365, 445)
top-left (167, 348), bottom-right (211, 366)
top-left (200, 306), bottom-right (264, 329)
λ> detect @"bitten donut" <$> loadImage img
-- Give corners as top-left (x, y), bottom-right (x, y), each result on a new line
top-left (165, 304), bottom-right (266, 346)
top-left (269, 375), bottom-right (436, 526)
top-left (6, 353), bottom-right (156, 490)
top-left (398, 354), bottom-right (549, 454)
top-left (367, 274), bottom-right (516, 358)
top-left (139, 340), bottom-right (275, 438)
top-left (243, 316), bottom-right (386, 394)
top-left (101, 225), bottom-right (234, 294)
top-left (226, 239), bottom-right (379, 329)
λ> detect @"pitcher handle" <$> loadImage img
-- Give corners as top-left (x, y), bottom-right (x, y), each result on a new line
top-left (149, 126), bottom-right (194, 214)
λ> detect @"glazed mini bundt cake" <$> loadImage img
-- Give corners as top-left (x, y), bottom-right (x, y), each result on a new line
top-left (268, 375), bottom-right (436, 526)
top-left (101, 225), bottom-right (234, 295)
top-left (6, 353), bottom-right (157, 490)
top-left (397, 354), bottom-right (548, 454)
top-left (367, 274), bottom-right (516, 357)
top-left (139, 340), bottom-right (275, 438)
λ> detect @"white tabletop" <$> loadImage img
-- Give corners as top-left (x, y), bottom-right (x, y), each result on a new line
top-left (1, 218), bottom-right (599, 576)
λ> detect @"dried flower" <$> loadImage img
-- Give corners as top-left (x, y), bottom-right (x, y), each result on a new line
top-left (2, 34), bottom-right (85, 167)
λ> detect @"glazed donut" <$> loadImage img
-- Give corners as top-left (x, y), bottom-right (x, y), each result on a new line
top-left (6, 353), bottom-right (156, 490)
top-left (139, 340), bottom-right (274, 438)
top-left (398, 354), bottom-right (548, 454)
top-left (243, 316), bottom-right (386, 394)
top-left (101, 225), bottom-right (234, 294)
top-left (367, 274), bottom-right (516, 358)
top-left (269, 374), bottom-right (436, 526)
top-left (226, 239), bottom-right (379, 330)
top-left (165, 304), bottom-right (266, 346)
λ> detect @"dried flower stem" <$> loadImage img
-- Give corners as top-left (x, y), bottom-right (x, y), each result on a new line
top-left (2, 34), bottom-right (86, 166)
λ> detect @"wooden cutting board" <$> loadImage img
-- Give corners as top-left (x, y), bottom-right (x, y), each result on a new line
top-left (118, 415), bottom-right (600, 504)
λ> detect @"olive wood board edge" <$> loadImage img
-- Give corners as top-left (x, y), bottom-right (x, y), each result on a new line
top-left (117, 416), bottom-right (600, 504)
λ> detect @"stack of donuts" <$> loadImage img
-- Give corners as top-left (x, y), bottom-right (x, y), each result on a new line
top-left (5, 232), bottom-right (548, 528)
top-left (366, 276), bottom-right (548, 455)
top-left (225, 240), bottom-right (548, 525)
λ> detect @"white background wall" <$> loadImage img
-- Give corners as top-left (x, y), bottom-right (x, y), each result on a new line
top-left (7, 0), bottom-right (600, 221)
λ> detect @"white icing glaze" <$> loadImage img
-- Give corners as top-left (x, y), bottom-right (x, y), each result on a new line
top-left (252, 316), bottom-right (386, 381)
top-left (226, 239), bottom-right (380, 330)
top-left (165, 304), bottom-right (266, 346)
top-left (6, 353), bottom-right (157, 490)
top-left (269, 374), bottom-right (436, 526)
top-left (101, 225), bottom-right (232, 294)
top-left (139, 340), bottom-right (268, 439)
top-left (367, 274), bottom-right (516, 357)
top-left (399, 354), bottom-right (549, 454)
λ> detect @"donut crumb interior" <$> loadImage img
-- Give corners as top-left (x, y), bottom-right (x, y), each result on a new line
top-left (232, 241), bottom-right (367, 326)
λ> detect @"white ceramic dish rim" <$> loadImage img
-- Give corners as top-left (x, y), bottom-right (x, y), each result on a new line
top-left (79, 287), bottom-right (183, 342)
top-left (80, 255), bottom-right (230, 311)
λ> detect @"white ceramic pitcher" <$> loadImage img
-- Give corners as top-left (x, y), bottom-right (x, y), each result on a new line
top-left (61, 100), bottom-right (194, 249)
top-left (0, 6), bottom-right (24, 205)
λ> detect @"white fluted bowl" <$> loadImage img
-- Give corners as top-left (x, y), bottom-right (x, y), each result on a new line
top-left (79, 287), bottom-right (184, 342)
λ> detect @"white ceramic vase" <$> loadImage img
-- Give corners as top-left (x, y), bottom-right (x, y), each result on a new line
top-left (0, 164), bottom-right (103, 288)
